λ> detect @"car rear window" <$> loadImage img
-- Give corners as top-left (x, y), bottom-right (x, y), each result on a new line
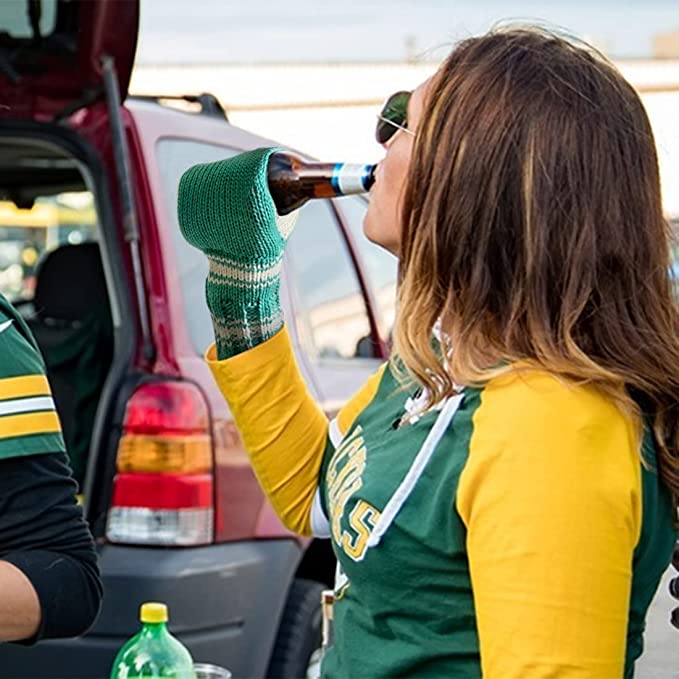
top-left (0, 1), bottom-right (57, 40)
top-left (0, 191), bottom-right (97, 303)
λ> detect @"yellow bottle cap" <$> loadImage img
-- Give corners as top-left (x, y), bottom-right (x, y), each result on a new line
top-left (140, 602), bottom-right (168, 624)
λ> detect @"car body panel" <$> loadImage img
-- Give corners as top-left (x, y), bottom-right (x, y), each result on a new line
top-left (0, 0), bottom-right (138, 120)
top-left (0, 541), bottom-right (301, 678)
top-left (0, 57), bottom-right (395, 676)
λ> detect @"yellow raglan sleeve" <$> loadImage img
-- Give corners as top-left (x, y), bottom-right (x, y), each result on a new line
top-left (456, 371), bottom-right (642, 678)
top-left (206, 325), bottom-right (386, 536)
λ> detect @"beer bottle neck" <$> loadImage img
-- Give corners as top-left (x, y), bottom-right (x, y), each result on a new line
top-left (267, 151), bottom-right (376, 215)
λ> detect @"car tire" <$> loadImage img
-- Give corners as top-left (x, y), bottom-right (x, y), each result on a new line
top-left (266, 578), bottom-right (325, 679)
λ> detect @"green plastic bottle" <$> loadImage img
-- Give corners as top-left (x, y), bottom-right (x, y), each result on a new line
top-left (110, 602), bottom-right (196, 679)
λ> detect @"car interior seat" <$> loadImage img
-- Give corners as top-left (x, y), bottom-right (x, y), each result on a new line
top-left (27, 242), bottom-right (113, 488)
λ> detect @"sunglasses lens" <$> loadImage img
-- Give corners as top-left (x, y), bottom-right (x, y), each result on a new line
top-left (376, 90), bottom-right (411, 144)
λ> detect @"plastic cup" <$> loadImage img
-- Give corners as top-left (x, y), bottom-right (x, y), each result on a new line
top-left (193, 663), bottom-right (232, 679)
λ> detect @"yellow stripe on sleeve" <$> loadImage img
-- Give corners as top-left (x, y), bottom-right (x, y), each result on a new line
top-left (457, 370), bottom-right (641, 679)
top-left (0, 375), bottom-right (51, 401)
top-left (206, 326), bottom-right (329, 535)
top-left (0, 411), bottom-right (62, 439)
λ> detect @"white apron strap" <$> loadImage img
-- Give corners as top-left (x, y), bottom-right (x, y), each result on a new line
top-left (363, 392), bottom-right (464, 555)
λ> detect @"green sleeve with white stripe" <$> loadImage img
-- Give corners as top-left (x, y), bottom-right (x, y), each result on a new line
top-left (0, 294), bottom-right (66, 459)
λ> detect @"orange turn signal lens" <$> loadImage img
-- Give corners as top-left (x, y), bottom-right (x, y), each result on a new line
top-left (117, 434), bottom-right (212, 474)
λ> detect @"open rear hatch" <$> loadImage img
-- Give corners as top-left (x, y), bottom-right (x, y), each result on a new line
top-left (0, 0), bottom-right (138, 120)
top-left (0, 0), bottom-right (153, 366)
top-left (0, 0), bottom-right (150, 493)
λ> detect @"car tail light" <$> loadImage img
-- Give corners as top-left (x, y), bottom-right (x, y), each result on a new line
top-left (106, 381), bottom-right (214, 546)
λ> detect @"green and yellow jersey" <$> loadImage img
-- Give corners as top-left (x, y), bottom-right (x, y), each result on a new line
top-left (0, 294), bottom-right (65, 459)
top-left (208, 327), bottom-right (676, 678)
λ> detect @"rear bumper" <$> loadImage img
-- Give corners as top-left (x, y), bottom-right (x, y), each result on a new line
top-left (0, 539), bottom-right (302, 679)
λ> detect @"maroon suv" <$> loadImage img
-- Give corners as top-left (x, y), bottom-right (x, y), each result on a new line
top-left (0, 2), bottom-right (397, 677)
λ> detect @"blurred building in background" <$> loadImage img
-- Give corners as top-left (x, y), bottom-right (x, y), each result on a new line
top-left (654, 29), bottom-right (679, 58)
top-left (130, 56), bottom-right (679, 217)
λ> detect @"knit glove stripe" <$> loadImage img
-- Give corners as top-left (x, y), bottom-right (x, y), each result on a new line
top-left (207, 254), bottom-right (283, 288)
top-left (210, 308), bottom-right (283, 352)
top-left (212, 312), bottom-right (283, 339)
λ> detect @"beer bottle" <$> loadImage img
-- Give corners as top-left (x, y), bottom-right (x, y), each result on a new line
top-left (267, 150), bottom-right (376, 216)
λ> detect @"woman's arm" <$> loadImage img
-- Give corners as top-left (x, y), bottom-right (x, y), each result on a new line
top-left (207, 326), bottom-right (387, 536)
top-left (457, 371), bottom-right (642, 678)
top-left (208, 327), bottom-right (330, 535)
top-left (180, 148), bottom-right (387, 535)
top-left (0, 451), bottom-right (102, 642)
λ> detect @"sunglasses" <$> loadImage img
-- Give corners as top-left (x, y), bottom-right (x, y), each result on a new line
top-left (376, 90), bottom-right (416, 144)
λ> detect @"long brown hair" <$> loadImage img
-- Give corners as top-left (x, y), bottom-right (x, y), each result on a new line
top-left (395, 27), bottom-right (679, 504)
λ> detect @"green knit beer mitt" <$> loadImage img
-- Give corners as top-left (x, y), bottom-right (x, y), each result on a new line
top-left (177, 147), bottom-right (297, 359)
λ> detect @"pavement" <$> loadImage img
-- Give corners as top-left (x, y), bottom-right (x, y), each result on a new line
top-left (636, 566), bottom-right (679, 678)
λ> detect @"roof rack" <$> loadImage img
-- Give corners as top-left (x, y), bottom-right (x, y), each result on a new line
top-left (129, 93), bottom-right (228, 121)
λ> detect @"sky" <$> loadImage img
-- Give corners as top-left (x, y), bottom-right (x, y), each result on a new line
top-left (137, 0), bottom-right (679, 64)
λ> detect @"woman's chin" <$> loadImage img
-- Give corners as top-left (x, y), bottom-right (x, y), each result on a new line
top-left (363, 224), bottom-right (396, 256)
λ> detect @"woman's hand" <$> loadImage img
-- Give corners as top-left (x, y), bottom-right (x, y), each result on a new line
top-left (178, 147), bottom-right (297, 358)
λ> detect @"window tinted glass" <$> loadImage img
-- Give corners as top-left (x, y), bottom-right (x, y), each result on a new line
top-left (339, 197), bottom-right (398, 340)
top-left (286, 200), bottom-right (372, 359)
top-left (0, 1), bottom-right (57, 38)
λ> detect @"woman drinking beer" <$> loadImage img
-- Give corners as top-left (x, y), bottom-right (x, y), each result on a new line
top-left (179, 27), bottom-right (678, 678)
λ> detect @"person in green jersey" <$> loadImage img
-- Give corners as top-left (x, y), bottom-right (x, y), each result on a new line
top-left (0, 293), bottom-right (102, 642)
top-left (179, 27), bottom-right (679, 678)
